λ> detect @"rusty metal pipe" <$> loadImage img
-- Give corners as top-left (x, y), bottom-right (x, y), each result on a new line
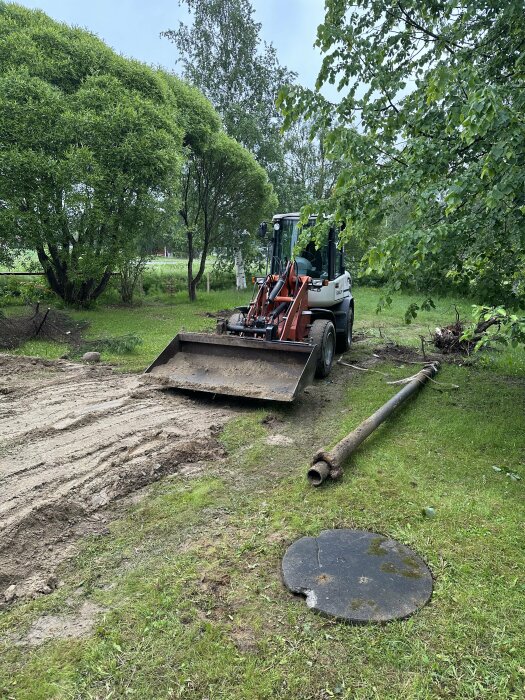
top-left (308, 362), bottom-right (440, 486)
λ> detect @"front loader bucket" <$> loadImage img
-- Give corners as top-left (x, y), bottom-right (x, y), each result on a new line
top-left (145, 332), bottom-right (318, 402)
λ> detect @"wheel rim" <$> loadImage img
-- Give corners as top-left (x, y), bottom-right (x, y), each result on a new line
top-left (324, 332), bottom-right (335, 366)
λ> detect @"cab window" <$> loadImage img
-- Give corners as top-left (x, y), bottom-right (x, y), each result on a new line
top-left (274, 218), bottom-right (298, 271)
top-left (337, 248), bottom-right (345, 276)
top-left (295, 241), bottom-right (328, 279)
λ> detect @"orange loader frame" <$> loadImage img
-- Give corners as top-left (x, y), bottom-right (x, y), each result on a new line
top-left (237, 261), bottom-right (314, 343)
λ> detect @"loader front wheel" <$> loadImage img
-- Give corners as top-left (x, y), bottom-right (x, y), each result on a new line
top-left (309, 320), bottom-right (336, 378)
top-left (227, 312), bottom-right (243, 333)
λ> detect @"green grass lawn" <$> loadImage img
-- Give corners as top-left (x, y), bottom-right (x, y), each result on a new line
top-left (1, 255), bottom-right (214, 274)
top-left (8, 284), bottom-right (524, 376)
top-left (70, 288), bottom-right (253, 371)
top-left (6, 288), bottom-right (252, 371)
top-left (1, 286), bottom-right (524, 699)
top-left (145, 255), bottom-right (218, 273)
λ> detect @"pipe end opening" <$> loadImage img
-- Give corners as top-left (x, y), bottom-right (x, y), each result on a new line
top-left (307, 460), bottom-right (330, 486)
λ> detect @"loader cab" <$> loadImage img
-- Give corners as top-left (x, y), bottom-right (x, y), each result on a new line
top-left (269, 213), bottom-right (344, 281)
top-left (267, 213), bottom-right (351, 311)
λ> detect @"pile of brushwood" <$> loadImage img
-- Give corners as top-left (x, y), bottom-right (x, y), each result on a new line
top-left (433, 310), bottom-right (499, 354)
top-left (0, 304), bottom-right (141, 355)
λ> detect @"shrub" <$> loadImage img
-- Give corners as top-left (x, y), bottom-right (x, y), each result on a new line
top-left (0, 275), bottom-right (56, 306)
top-left (141, 267), bottom-right (236, 297)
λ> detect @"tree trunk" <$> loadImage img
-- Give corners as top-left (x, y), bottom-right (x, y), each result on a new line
top-left (36, 247), bottom-right (112, 307)
top-left (119, 257), bottom-right (147, 305)
top-left (189, 244), bottom-right (209, 303)
top-left (187, 229), bottom-right (196, 301)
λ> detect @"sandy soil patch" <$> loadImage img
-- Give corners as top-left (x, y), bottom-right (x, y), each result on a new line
top-left (0, 355), bottom-right (233, 604)
top-left (22, 601), bottom-right (105, 646)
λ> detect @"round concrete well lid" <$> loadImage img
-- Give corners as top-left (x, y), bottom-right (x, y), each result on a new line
top-left (282, 529), bottom-right (433, 623)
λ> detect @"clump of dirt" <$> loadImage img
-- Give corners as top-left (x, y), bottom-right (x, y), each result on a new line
top-left (201, 309), bottom-right (235, 319)
top-left (0, 354), bottom-right (233, 604)
top-left (369, 343), bottom-right (426, 364)
top-left (351, 330), bottom-right (373, 343)
top-left (261, 414), bottom-right (285, 430)
top-left (433, 320), bottom-right (469, 354)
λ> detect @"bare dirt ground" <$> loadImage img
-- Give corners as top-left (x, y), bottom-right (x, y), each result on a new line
top-left (0, 340), bottom-right (429, 609)
top-left (0, 354), bottom-right (233, 605)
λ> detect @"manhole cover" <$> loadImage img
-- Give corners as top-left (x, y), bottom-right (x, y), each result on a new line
top-left (282, 529), bottom-right (433, 623)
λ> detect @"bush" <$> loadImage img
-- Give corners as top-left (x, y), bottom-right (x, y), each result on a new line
top-left (141, 267), bottom-right (236, 298)
top-left (208, 267), bottom-right (236, 290)
top-left (142, 270), bottom-right (182, 296)
top-left (0, 275), bottom-right (56, 306)
top-left (81, 333), bottom-right (143, 354)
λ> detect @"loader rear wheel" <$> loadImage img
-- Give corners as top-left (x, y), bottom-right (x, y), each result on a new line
top-left (309, 319), bottom-right (336, 378)
top-left (336, 306), bottom-right (354, 352)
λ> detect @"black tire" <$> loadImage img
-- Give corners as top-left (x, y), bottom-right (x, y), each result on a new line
top-left (336, 306), bottom-right (354, 352)
top-left (309, 319), bottom-right (336, 378)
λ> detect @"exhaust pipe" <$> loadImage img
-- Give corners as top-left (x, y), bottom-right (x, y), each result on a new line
top-left (308, 362), bottom-right (440, 486)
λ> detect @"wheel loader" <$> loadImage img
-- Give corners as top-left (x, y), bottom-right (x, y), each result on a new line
top-left (145, 213), bottom-right (354, 402)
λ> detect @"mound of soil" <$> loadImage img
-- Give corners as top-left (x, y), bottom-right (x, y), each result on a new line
top-left (0, 355), bottom-right (233, 604)
top-left (201, 309), bottom-right (235, 319)
top-left (372, 343), bottom-right (424, 364)
top-left (0, 306), bottom-right (87, 350)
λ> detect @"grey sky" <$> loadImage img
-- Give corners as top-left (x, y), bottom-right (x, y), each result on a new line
top-left (16, 1), bottom-right (333, 96)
